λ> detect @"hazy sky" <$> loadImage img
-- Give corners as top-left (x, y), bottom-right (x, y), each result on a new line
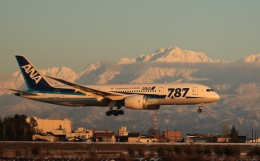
top-left (0, 1), bottom-right (260, 76)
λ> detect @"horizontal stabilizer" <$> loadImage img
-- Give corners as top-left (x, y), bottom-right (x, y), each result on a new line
top-left (7, 88), bottom-right (38, 96)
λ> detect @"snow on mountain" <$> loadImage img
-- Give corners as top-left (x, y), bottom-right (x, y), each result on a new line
top-left (0, 71), bottom-right (24, 96)
top-left (0, 66), bottom-right (78, 96)
top-left (142, 46), bottom-right (223, 63)
top-left (80, 62), bottom-right (101, 76)
top-left (2, 46), bottom-right (260, 134)
top-left (235, 83), bottom-right (256, 94)
top-left (118, 57), bottom-right (136, 65)
top-left (77, 62), bottom-right (105, 84)
top-left (130, 67), bottom-right (208, 83)
top-left (118, 46), bottom-right (226, 64)
top-left (0, 79), bottom-right (17, 96)
top-left (41, 67), bottom-right (79, 85)
top-left (240, 54), bottom-right (260, 62)
top-left (97, 69), bottom-right (120, 84)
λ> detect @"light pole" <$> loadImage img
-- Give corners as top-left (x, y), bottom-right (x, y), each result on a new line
top-left (3, 121), bottom-right (5, 141)
top-left (174, 129), bottom-right (176, 143)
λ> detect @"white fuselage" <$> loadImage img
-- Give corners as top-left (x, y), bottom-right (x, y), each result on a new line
top-left (18, 83), bottom-right (220, 107)
top-left (14, 55), bottom-right (220, 115)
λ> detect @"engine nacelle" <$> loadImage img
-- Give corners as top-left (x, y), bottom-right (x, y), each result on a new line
top-left (124, 95), bottom-right (160, 110)
top-left (125, 95), bottom-right (147, 110)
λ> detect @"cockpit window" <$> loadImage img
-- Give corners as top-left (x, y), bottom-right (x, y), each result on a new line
top-left (206, 89), bottom-right (214, 92)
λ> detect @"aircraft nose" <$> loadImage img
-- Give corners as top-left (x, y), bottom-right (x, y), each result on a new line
top-left (213, 92), bottom-right (220, 101)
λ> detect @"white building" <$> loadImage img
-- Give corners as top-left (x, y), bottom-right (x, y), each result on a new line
top-left (139, 137), bottom-right (157, 143)
top-left (67, 127), bottom-right (94, 139)
top-left (118, 126), bottom-right (129, 136)
top-left (32, 117), bottom-right (72, 135)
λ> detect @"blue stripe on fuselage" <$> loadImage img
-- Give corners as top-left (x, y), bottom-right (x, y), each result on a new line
top-left (28, 87), bottom-right (85, 96)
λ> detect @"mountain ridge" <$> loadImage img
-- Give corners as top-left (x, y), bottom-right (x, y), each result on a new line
top-left (1, 46), bottom-right (260, 95)
top-left (118, 46), bottom-right (227, 64)
top-left (1, 46), bottom-right (260, 134)
top-left (239, 54), bottom-right (260, 62)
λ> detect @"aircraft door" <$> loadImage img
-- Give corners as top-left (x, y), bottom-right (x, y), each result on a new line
top-left (192, 87), bottom-right (198, 95)
top-left (158, 87), bottom-right (164, 95)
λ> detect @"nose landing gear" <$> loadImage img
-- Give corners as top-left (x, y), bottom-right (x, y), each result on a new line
top-left (197, 104), bottom-right (203, 113)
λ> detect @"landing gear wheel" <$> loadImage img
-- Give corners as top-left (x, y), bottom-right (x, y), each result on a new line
top-left (112, 110), bottom-right (119, 116)
top-left (106, 111), bottom-right (112, 116)
top-left (106, 106), bottom-right (125, 116)
top-left (119, 110), bottom-right (124, 115)
top-left (198, 108), bottom-right (202, 113)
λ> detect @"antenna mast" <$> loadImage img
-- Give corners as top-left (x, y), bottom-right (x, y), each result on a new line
top-left (153, 110), bottom-right (158, 138)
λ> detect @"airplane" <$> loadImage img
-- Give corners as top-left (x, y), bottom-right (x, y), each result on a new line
top-left (11, 55), bottom-right (220, 116)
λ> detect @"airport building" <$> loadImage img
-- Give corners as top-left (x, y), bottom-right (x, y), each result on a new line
top-left (186, 134), bottom-right (246, 143)
top-left (33, 133), bottom-right (59, 142)
top-left (29, 117), bottom-right (249, 143)
top-left (33, 117), bottom-right (72, 135)
top-left (118, 126), bottom-right (129, 136)
top-left (128, 132), bottom-right (141, 143)
top-left (67, 127), bottom-right (94, 142)
top-left (163, 130), bottom-right (183, 143)
top-left (31, 117), bottom-right (97, 142)
top-left (127, 132), bottom-right (159, 143)
top-left (186, 133), bottom-right (215, 143)
top-left (139, 137), bottom-right (157, 143)
top-left (94, 131), bottom-right (116, 142)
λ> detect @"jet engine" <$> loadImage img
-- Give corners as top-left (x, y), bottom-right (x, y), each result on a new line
top-left (124, 95), bottom-right (160, 110)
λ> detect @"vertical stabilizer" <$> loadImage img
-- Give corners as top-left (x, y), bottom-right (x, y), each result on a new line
top-left (15, 55), bottom-right (53, 90)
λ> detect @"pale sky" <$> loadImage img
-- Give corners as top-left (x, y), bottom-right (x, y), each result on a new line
top-left (0, 0), bottom-right (260, 76)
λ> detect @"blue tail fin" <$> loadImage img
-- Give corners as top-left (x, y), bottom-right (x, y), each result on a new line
top-left (15, 55), bottom-right (53, 90)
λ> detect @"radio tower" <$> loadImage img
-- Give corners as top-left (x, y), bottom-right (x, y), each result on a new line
top-left (153, 110), bottom-right (158, 138)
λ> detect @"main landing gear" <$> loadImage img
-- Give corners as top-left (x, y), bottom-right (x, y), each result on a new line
top-left (197, 104), bottom-right (203, 113)
top-left (106, 107), bottom-right (124, 116)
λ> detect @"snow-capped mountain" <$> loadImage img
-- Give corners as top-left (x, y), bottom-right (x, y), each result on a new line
top-left (1, 46), bottom-right (260, 134)
top-left (118, 46), bottom-right (226, 64)
top-left (80, 62), bottom-right (101, 77)
top-left (239, 54), bottom-right (260, 62)
top-left (0, 66), bottom-right (78, 96)
top-left (42, 67), bottom-right (79, 85)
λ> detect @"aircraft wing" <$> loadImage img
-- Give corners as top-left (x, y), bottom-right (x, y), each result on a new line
top-left (47, 76), bottom-right (127, 101)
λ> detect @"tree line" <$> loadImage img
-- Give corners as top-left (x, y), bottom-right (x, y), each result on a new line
top-left (0, 114), bottom-right (37, 141)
